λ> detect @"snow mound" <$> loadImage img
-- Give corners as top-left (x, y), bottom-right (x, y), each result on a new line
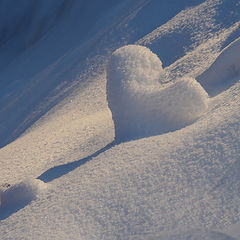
top-left (1, 179), bottom-right (46, 209)
top-left (107, 45), bottom-right (208, 141)
top-left (198, 37), bottom-right (240, 96)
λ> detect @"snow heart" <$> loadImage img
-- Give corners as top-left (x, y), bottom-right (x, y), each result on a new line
top-left (107, 45), bottom-right (208, 141)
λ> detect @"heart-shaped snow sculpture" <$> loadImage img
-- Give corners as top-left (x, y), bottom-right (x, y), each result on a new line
top-left (107, 45), bottom-right (208, 141)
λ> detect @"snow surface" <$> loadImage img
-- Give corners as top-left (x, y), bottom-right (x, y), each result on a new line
top-left (0, 0), bottom-right (240, 239)
top-left (142, 229), bottom-right (237, 240)
top-left (0, 179), bottom-right (47, 220)
top-left (198, 38), bottom-right (240, 96)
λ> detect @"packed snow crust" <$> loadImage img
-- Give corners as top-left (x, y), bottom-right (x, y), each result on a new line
top-left (107, 45), bottom-right (208, 140)
top-left (0, 0), bottom-right (240, 239)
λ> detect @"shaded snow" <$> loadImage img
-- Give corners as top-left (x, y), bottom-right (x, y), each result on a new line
top-left (226, 222), bottom-right (240, 239)
top-left (0, 0), bottom-right (67, 71)
top-left (0, 0), bottom-right (128, 148)
top-left (198, 37), bottom-right (240, 96)
top-left (142, 229), bottom-right (237, 240)
top-left (1, 179), bottom-right (46, 207)
top-left (0, 179), bottom-right (47, 220)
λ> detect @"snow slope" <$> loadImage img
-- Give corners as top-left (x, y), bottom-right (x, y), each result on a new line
top-left (1, 0), bottom-right (240, 239)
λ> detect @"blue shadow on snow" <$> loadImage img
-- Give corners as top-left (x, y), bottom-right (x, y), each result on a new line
top-left (0, 200), bottom-right (32, 221)
top-left (38, 141), bottom-right (116, 183)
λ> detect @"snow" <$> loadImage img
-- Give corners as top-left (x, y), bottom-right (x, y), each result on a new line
top-left (1, 179), bottom-right (46, 206)
top-left (0, 179), bottom-right (47, 220)
top-left (198, 37), bottom-right (240, 96)
top-left (226, 222), bottom-right (240, 239)
top-left (0, 0), bottom-right (66, 71)
top-left (107, 45), bottom-right (208, 141)
top-left (0, 0), bottom-right (240, 239)
top-left (143, 229), bottom-right (237, 240)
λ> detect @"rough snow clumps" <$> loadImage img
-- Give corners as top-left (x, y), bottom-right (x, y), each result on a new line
top-left (107, 45), bottom-right (208, 141)
top-left (1, 179), bottom-right (46, 208)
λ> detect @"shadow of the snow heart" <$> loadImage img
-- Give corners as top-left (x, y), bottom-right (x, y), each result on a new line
top-left (107, 45), bottom-right (209, 141)
top-left (38, 141), bottom-right (116, 183)
top-left (0, 200), bottom-right (32, 221)
top-left (38, 45), bottom-right (209, 184)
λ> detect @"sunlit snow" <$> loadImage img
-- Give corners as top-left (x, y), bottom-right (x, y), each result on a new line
top-left (107, 45), bottom-right (208, 141)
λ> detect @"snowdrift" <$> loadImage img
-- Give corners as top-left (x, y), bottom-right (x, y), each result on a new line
top-left (0, 179), bottom-right (46, 220)
top-left (0, 179), bottom-right (46, 207)
top-left (198, 37), bottom-right (240, 96)
top-left (107, 45), bottom-right (208, 141)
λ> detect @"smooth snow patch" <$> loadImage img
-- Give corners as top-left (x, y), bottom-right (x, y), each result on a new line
top-left (225, 221), bottom-right (240, 239)
top-left (198, 37), bottom-right (240, 96)
top-left (140, 229), bottom-right (237, 240)
top-left (0, 179), bottom-right (47, 209)
top-left (107, 45), bottom-right (208, 141)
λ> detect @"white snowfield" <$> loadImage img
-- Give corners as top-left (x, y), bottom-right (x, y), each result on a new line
top-left (0, 0), bottom-right (240, 240)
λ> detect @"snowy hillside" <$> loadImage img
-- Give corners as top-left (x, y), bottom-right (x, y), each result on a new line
top-left (0, 0), bottom-right (240, 239)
